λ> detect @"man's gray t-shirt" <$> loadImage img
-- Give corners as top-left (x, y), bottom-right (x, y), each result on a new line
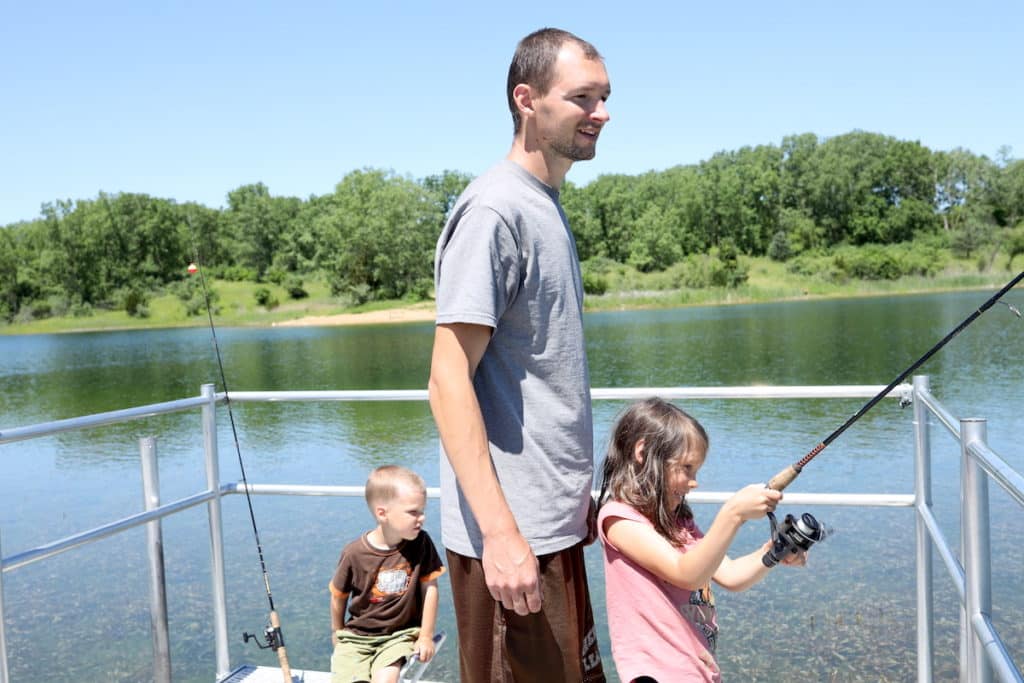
top-left (433, 160), bottom-right (594, 558)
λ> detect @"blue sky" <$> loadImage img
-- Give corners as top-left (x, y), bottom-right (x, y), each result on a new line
top-left (2, 0), bottom-right (1021, 226)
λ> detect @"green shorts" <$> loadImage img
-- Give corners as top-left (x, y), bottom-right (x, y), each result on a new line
top-left (331, 626), bottom-right (419, 683)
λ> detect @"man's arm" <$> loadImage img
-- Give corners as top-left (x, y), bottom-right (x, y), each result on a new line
top-left (427, 322), bottom-right (541, 615)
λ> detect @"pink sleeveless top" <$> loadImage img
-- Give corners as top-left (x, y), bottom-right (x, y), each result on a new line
top-left (598, 501), bottom-right (720, 682)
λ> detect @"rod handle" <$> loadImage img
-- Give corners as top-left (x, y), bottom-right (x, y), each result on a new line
top-left (270, 610), bottom-right (292, 682)
top-left (767, 465), bottom-right (801, 491)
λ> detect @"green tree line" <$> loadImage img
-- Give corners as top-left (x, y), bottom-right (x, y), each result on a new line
top-left (2, 130), bottom-right (1023, 323)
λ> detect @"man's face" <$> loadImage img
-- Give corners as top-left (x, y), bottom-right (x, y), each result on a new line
top-left (531, 43), bottom-right (611, 162)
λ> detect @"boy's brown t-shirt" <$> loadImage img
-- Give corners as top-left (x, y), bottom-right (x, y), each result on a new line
top-left (330, 530), bottom-right (445, 636)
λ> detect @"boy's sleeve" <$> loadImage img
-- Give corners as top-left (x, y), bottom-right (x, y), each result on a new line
top-left (329, 551), bottom-right (353, 596)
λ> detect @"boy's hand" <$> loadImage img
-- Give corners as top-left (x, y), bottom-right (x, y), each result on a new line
top-left (414, 634), bottom-right (435, 663)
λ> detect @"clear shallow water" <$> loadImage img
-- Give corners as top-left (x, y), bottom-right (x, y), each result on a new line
top-left (2, 290), bottom-right (1023, 682)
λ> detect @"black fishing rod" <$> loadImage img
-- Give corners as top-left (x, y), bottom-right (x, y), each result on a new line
top-left (186, 220), bottom-right (292, 682)
top-left (768, 270), bottom-right (1024, 492)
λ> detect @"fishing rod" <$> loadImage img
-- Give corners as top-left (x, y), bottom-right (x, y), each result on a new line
top-left (186, 220), bottom-right (292, 683)
top-left (767, 269), bottom-right (1024, 492)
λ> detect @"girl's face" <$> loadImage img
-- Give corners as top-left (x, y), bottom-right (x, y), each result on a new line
top-left (665, 448), bottom-right (705, 506)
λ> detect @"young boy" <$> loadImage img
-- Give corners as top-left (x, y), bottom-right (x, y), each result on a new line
top-left (330, 466), bottom-right (445, 683)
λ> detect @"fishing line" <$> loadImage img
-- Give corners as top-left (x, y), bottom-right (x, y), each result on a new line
top-left (186, 217), bottom-right (292, 681)
top-left (768, 270), bottom-right (1024, 491)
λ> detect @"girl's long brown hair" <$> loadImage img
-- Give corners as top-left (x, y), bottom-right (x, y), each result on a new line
top-left (598, 398), bottom-right (709, 546)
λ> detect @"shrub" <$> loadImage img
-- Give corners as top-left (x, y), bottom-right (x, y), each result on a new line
top-left (69, 301), bottom-right (94, 318)
top-left (117, 287), bottom-right (150, 317)
top-left (219, 264), bottom-right (258, 282)
top-left (834, 245), bottom-right (902, 280)
top-left (283, 275), bottom-right (308, 300)
top-left (582, 271), bottom-right (608, 295)
top-left (254, 287), bottom-right (279, 309)
top-left (265, 266), bottom-right (287, 285)
top-left (171, 278), bottom-right (218, 316)
top-left (787, 252), bottom-right (847, 283)
top-left (767, 231), bottom-right (792, 262)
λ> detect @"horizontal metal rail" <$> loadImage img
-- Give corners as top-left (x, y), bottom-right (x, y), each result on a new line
top-left (915, 386), bottom-right (962, 439)
top-left (965, 440), bottom-right (1024, 509)
top-left (0, 395), bottom-right (208, 444)
top-left (1, 489), bottom-right (219, 572)
top-left (225, 384), bottom-right (914, 403)
top-left (1, 385), bottom-right (911, 446)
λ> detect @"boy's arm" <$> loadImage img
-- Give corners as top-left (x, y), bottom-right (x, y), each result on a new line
top-left (330, 590), bottom-right (348, 646)
top-left (414, 579), bottom-right (440, 662)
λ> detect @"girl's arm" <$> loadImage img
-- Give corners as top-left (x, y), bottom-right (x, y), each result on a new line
top-left (604, 484), bottom-right (779, 591)
top-left (715, 542), bottom-right (809, 592)
top-left (415, 580), bottom-right (440, 662)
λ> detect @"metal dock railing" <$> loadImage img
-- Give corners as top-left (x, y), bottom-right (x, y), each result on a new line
top-left (1, 379), bottom-right (1022, 682)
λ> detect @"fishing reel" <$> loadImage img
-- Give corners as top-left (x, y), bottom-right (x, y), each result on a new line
top-left (762, 510), bottom-right (827, 567)
top-left (242, 623), bottom-right (285, 651)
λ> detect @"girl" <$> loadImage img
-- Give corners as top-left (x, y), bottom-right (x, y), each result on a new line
top-left (597, 398), bottom-right (807, 683)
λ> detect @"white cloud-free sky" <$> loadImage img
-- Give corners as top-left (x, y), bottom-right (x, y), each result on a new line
top-left (2, 0), bottom-right (1021, 225)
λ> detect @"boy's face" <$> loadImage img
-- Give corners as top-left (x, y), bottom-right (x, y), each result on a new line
top-left (378, 484), bottom-right (426, 541)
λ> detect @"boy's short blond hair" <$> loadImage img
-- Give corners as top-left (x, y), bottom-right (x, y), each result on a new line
top-left (365, 465), bottom-right (426, 511)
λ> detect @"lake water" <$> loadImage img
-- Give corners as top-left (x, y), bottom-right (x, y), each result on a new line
top-left (2, 290), bottom-right (1023, 682)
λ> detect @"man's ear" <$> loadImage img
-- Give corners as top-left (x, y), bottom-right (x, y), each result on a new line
top-left (632, 438), bottom-right (646, 465)
top-left (512, 83), bottom-right (535, 119)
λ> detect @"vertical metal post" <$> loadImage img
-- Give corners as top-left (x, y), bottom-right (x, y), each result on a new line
top-left (0, 531), bottom-right (9, 683)
top-left (961, 418), bottom-right (993, 683)
top-left (140, 437), bottom-right (172, 683)
top-left (202, 383), bottom-right (231, 679)
top-left (912, 375), bottom-right (934, 683)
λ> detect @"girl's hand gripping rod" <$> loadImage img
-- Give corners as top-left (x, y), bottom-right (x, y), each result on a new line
top-left (767, 271), bottom-right (1024, 492)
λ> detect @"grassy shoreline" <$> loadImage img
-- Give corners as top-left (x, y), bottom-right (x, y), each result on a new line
top-left (2, 263), bottom-right (1019, 336)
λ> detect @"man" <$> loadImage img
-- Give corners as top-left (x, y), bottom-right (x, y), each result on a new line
top-left (428, 27), bottom-right (610, 683)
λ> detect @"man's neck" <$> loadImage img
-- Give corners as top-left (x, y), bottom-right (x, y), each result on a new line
top-left (507, 143), bottom-right (572, 190)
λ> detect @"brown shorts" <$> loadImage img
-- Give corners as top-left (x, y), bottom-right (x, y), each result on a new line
top-left (446, 543), bottom-right (606, 683)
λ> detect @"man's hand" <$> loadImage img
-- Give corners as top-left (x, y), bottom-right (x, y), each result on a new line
top-left (481, 530), bottom-right (541, 615)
